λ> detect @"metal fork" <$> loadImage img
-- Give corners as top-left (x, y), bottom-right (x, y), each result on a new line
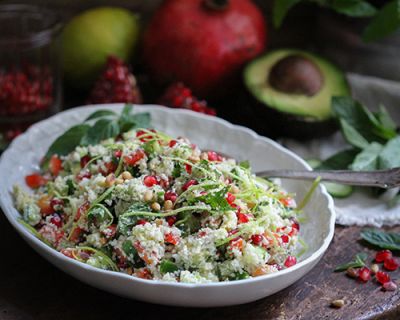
top-left (256, 167), bottom-right (400, 189)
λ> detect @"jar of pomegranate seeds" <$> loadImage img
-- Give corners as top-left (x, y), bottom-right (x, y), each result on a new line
top-left (0, 4), bottom-right (62, 144)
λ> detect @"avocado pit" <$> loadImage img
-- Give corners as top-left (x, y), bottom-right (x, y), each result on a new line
top-left (269, 54), bottom-right (324, 97)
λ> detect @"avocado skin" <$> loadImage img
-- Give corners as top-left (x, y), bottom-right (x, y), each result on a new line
top-left (243, 49), bottom-right (349, 140)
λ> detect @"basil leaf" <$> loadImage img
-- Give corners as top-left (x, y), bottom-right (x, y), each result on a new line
top-left (81, 119), bottom-right (120, 146)
top-left (350, 142), bottom-right (383, 171)
top-left (44, 124), bottom-right (90, 162)
top-left (272, 0), bottom-right (301, 28)
top-left (316, 148), bottom-right (359, 170)
top-left (361, 229), bottom-right (400, 250)
top-left (340, 119), bottom-right (369, 149)
top-left (363, 0), bottom-right (400, 42)
top-left (331, 0), bottom-right (377, 17)
top-left (84, 110), bottom-right (117, 122)
top-left (379, 136), bottom-right (400, 169)
top-left (334, 252), bottom-right (368, 271)
top-left (160, 260), bottom-right (179, 274)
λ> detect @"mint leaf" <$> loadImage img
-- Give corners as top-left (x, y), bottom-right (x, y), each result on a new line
top-left (272, 0), bottom-right (301, 28)
top-left (361, 229), bottom-right (400, 250)
top-left (379, 136), bottom-right (400, 169)
top-left (81, 119), bottom-right (120, 146)
top-left (334, 252), bottom-right (368, 271)
top-left (350, 142), bottom-right (383, 171)
top-left (331, 0), bottom-right (377, 17)
top-left (317, 148), bottom-right (359, 170)
top-left (340, 119), bottom-right (369, 149)
top-left (375, 105), bottom-right (397, 132)
top-left (84, 110), bottom-right (117, 122)
top-left (44, 124), bottom-right (90, 161)
top-left (363, 0), bottom-right (400, 42)
top-left (118, 105), bottom-right (150, 132)
top-left (160, 260), bottom-right (179, 274)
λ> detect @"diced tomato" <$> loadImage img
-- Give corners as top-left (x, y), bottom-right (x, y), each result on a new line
top-left (226, 192), bottom-right (236, 207)
top-left (114, 150), bottom-right (122, 158)
top-left (75, 201), bottom-right (90, 221)
top-left (185, 163), bottom-right (192, 174)
top-left (182, 179), bottom-right (198, 191)
top-left (229, 238), bottom-right (244, 251)
top-left (237, 212), bottom-right (250, 224)
top-left (76, 171), bottom-right (91, 181)
top-left (136, 268), bottom-right (152, 279)
top-left (50, 213), bottom-right (63, 228)
top-left (101, 224), bottom-right (117, 239)
top-left (38, 195), bottom-right (54, 216)
top-left (69, 227), bottom-right (84, 243)
top-left (60, 248), bottom-right (74, 259)
top-left (123, 149), bottom-right (145, 166)
top-left (166, 215), bottom-right (177, 226)
top-left (164, 232), bottom-right (179, 245)
top-left (136, 219), bottom-right (147, 226)
top-left (25, 173), bottom-right (47, 189)
top-left (169, 140), bottom-right (177, 147)
top-left (279, 197), bottom-right (295, 208)
top-left (49, 155), bottom-right (63, 176)
top-left (252, 266), bottom-right (268, 277)
top-left (99, 161), bottom-right (117, 175)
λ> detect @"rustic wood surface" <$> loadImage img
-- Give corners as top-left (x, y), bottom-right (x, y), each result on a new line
top-left (1, 210), bottom-right (399, 320)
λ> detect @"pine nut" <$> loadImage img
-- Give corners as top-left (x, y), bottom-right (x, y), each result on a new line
top-left (230, 185), bottom-right (240, 194)
top-left (144, 190), bottom-right (153, 202)
top-left (164, 200), bottom-right (174, 211)
top-left (331, 299), bottom-right (345, 308)
top-left (151, 202), bottom-right (161, 211)
top-left (371, 264), bottom-right (379, 274)
top-left (121, 171), bottom-right (133, 180)
top-left (115, 178), bottom-right (124, 185)
top-left (105, 174), bottom-right (115, 187)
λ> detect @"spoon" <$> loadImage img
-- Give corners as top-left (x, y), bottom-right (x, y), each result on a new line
top-left (255, 167), bottom-right (400, 189)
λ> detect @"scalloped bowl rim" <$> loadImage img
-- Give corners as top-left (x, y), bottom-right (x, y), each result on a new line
top-left (0, 104), bottom-right (335, 290)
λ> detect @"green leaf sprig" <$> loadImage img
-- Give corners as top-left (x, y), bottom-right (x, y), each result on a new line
top-left (334, 252), bottom-right (368, 271)
top-left (42, 104), bottom-right (150, 166)
top-left (360, 229), bottom-right (400, 250)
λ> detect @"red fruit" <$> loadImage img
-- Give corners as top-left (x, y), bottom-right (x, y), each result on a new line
top-left (182, 179), bottom-right (198, 191)
top-left (208, 151), bottom-right (222, 161)
top-left (50, 198), bottom-right (64, 212)
top-left (185, 163), bottom-right (192, 174)
top-left (114, 150), bottom-right (122, 158)
top-left (164, 232), bottom-right (179, 245)
top-left (143, 175), bottom-right (158, 187)
top-left (50, 214), bottom-right (63, 228)
top-left (166, 215), bottom-right (177, 226)
top-left (80, 155), bottom-right (91, 168)
top-left (101, 224), bottom-right (117, 239)
top-left (226, 192), bottom-right (236, 206)
top-left (38, 196), bottom-right (54, 216)
top-left (383, 281), bottom-right (397, 291)
top-left (143, 0), bottom-right (266, 97)
top-left (159, 82), bottom-right (216, 115)
top-left (384, 258), bottom-right (399, 271)
top-left (358, 267), bottom-right (371, 282)
top-left (284, 256), bottom-right (297, 268)
top-left (25, 173), bottom-right (47, 189)
top-left (169, 140), bottom-right (177, 147)
top-left (49, 155), bottom-right (62, 176)
top-left (375, 250), bottom-right (392, 263)
top-left (281, 234), bottom-right (289, 244)
top-left (376, 271), bottom-right (391, 284)
top-left (124, 149), bottom-right (145, 166)
top-left (75, 201), bottom-right (90, 222)
top-left (237, 212), bottom-right (250, 224)
top-left (87, 56), bottom-right (142, 104)
top-left (164, 191), bottom-right (178, 203)
top-left (251, 234), bottom-right (263, 245)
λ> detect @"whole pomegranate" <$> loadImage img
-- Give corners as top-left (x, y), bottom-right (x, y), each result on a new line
top-left (143, 0), bottom-right (267, 97)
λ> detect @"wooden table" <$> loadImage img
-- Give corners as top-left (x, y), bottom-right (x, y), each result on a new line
top-left (1, 210), bottom-right (399, 320)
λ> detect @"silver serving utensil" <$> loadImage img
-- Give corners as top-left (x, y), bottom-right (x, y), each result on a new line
top-left (256, 167), bottom-right (400, 189)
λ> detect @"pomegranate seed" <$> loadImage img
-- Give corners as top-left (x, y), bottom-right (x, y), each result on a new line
top-left (383, 281), bottom-right (397, 291)
top-left (80, 155), bottom-right (91, 168)
top-left (207, 151), bottom-right (219, 161)
top-left (50, 214), bottom-right (63, 228)
top-left (144, 175), bottom-right (158, 187)
top-left (376, 271), bottom-right (391, 284)
top-left (50, 198), bottom-right (64, 212)
top-left (101, 224), bottom-right (117, 239)
top-left (136, 219), bottom-right (147, 225)
top-left (251, 234), bottom-right (263, 245)
top-left (164, 232), bottom-right (179, 245)
top-left (375, 250), bottom-right (393, 263)
top-left (169, 140), bottom-right (177, 147)
top-left (164, 191), bottom-right (178, 203)
top-left (292, 221), bottom-right (300, 231)
top-left (124, 149), bottom-right (145, 166)
top-left (384, 258), bottom-right (399, 271)
top-left (281, 234), bottom-right (290, 243)
top-left (77, 171), bottom-right (92, 181)
top-left (114, 150), bottom-right (122, 158)
top-left (182, 179), bottom-right (198, 191)
top-left (284, 256), bottom-right (297, 268)
top-left (358, 267), bottom-right (371, 282)
top-left (166, 215), bottom-right (177, 226)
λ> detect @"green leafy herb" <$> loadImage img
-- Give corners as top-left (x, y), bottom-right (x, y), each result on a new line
top-left (316, 149), bottom-right (359, 170)
top-left (334, 252), bottom-right (368, 271)
top-left (42, 105), bottom-right (150, 167)
top-left (360, 229), bottom-right (400, 250)
top-left (196, 187), bottom-right (231, 211)
top-left (239, 160), bottom-right (250, 169)
top-left (160, 260), bottom-right (179, 274)
top-left (272, 0), bottom-right (301, 28)
top-left (229, 271), bottom-right (250, 281)
top-left (330, 0), bottom-right (377, 17)
top-left (350, 142), bottom-right (383, 171)
top-left (379, 136), bottom-right (400, 169)
top-left (118, 203), bottom-right (151, 235)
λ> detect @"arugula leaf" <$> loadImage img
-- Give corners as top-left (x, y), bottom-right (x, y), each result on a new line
top-left (340, 119), bottom-right (369, 149)
top-left (334, 252), bottom-right (368, 271)
top-left (81, 119), bottom-right (120, 146)
top-left (363, 0), bottom-right (400, 42)
top-left (272, 0), bottom-right (301, 28)
top-left (379, 136), bottom-right (400, 169)
top-left (331, 0), bottom-right (377, 17)
top-left (361, 229), bottom-right (400, 250)
top-left (350, 142), bottom-right (383, 171)
top-left (316, 148), bottom-right (359, 170)
top-left (44, 124), bottom-right (90, 161)
top-left (84, 110), bottom-right (117, 122)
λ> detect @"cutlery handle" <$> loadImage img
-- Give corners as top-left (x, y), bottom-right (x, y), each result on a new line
top-left (256, 167), bottom-right (400, 189)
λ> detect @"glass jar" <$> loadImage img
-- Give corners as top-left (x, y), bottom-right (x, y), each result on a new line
top-left (0, 4), bottom-right (62, 142)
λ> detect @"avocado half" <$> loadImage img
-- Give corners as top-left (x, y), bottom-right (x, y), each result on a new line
top-left (243, 49), bottom-right (350, 140)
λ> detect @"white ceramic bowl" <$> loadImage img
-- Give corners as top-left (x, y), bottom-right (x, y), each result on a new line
top-left (0, 104), bottom-right (335, 307)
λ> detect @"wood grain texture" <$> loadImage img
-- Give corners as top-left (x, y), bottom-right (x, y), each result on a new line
top-left (0, 211), bottom-right (399, 320)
